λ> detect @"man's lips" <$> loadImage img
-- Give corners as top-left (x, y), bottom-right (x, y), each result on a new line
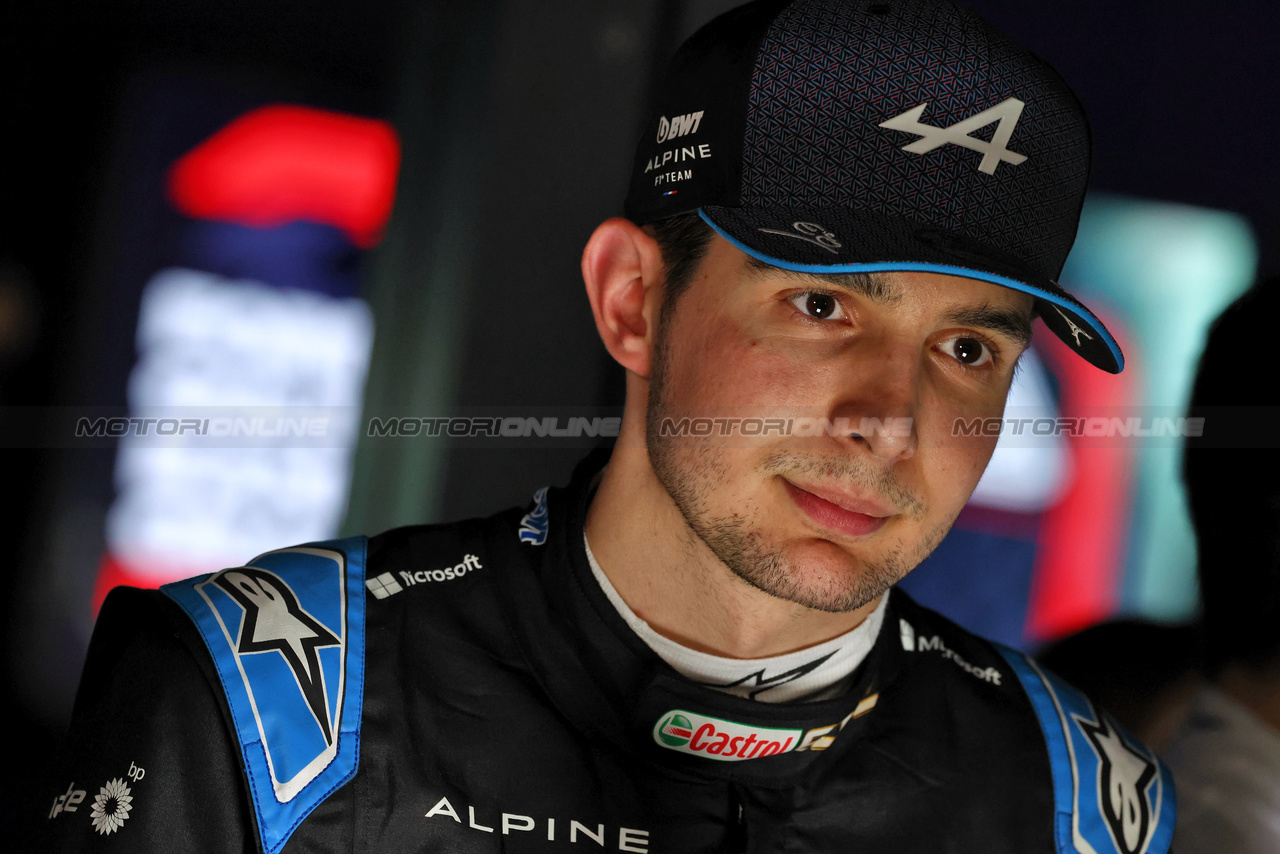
top-left (782, 479), bottom-right (892, 538)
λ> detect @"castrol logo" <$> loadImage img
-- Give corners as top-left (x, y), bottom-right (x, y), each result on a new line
top-left (652, 710), bottom-right (802, 762)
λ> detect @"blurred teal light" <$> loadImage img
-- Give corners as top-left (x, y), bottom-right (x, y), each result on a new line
top-left (1062, 194), bottom-right (1257, 622)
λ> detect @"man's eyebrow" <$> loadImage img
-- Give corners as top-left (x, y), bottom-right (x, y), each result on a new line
top-left (744, 255), bottom-right (1033, 344)
top-left (743, 255), bottom-right (901, 304)
top-left (942, 304), bottom-right (1034, 346)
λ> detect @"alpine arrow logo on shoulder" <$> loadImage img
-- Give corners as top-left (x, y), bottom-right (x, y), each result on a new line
top-left (215, 567), bottom-right (342, 744)
top-left (880, 97), bottom-right (1028, 175)
top-left (1073, 710), bottom-right (1159, 854)
top-left (165, 540), bottom-right (367, 852)
top-left (996, 651), bottom-right (1174, 854)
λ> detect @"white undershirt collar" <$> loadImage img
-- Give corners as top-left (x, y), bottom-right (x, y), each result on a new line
top-left (583, 531), bottom-right (887, 703)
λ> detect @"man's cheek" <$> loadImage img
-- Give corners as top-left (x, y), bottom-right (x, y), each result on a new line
top-left (947, 438), bottom-right (1001, 500)
top-left (747, 332), bottom-right (855, 364)
top-left (726, 342), bottom-right (857, 410)
top-left (920, 397), bottom-right (1002, 446)
top-left (935, 431), bottom-right (999, 475)
top-left (913, 427), bottom-right (998, 497)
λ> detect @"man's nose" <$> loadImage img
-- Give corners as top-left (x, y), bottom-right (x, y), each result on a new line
top-left (828, 342), bottom-right (920, 463)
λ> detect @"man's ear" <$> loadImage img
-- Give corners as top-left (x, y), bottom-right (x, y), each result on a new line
top-left (581, 217), bottom-right (666, 378)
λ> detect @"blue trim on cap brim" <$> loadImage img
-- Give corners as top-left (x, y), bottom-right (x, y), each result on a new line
top-left (698, 209), bottom-right (1124, 372)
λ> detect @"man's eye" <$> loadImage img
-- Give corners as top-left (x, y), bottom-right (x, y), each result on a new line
top-left (939, 336), bottom-right (993, 367)
top-left (788, 292), bottom-right (846, 321)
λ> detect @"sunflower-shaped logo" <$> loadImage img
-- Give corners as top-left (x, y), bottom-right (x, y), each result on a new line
top-left (89, 777), bottom-right (133, 835)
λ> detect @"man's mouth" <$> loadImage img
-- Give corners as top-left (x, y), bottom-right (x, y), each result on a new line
top-left (782, 479), bottom-right (892, 538)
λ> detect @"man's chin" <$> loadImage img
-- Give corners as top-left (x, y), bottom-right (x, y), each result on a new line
top-left (723, 537), bottom-right (907, 615)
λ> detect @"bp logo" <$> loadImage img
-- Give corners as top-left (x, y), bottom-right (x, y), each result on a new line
top-left (657, 714), bottom-right (693, 747)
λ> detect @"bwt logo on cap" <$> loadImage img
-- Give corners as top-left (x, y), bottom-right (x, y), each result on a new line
top-left (656, 110), bottom-right (705, 143)
top-left (653, 710), bottom-right (802, 761)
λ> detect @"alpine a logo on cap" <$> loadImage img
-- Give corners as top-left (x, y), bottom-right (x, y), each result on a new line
top-left (880, 97), bottom-right (1028, 175)
top-left (653, 710), bottom-right (801, 761)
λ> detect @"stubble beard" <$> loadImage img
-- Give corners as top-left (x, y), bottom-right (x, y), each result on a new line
top-left (644, 318), bottom-right (953, 614)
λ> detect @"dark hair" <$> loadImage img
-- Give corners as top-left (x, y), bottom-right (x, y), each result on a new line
top-left (1182, 276), bottom-right (1280, 673)
top-left (648, 213), bottom-right (715, 325)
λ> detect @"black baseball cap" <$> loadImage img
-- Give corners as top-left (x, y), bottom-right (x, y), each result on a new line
top-left (624, 0), bottom-right (1123, 373)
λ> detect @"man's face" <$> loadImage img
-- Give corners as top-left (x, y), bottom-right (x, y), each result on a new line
top-left (645, 235), bottom-right (1034, 614)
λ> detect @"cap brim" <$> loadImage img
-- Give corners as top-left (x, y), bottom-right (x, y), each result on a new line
top-left (700, 206), bottom-right (1123, 373)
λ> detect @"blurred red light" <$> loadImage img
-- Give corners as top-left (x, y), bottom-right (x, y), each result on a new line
top-left (167, 105), bottom-right (400, 247)
top-left (1025, 316), bottom-right (1139, 642)
top-left (91, 552), bottom-right (190, 615)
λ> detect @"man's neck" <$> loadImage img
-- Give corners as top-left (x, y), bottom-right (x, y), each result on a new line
top-left (582, 444), bottom-right (880, 660)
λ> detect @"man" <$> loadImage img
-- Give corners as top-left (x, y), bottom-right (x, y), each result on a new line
top-left (35, 1), bottom-right (1175, 852)
top-left (1162, 276), bottom-right (1280, 853)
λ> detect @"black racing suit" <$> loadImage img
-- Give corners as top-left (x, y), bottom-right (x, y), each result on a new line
top-left (34, 453), bottom-right (1176, 853)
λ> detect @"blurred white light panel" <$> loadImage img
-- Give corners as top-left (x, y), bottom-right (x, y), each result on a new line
top-left (106, 268), bottom-right (374, 577)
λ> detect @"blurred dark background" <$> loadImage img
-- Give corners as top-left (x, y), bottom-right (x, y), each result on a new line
top-left (4, 0), bottom-right (1277, 823)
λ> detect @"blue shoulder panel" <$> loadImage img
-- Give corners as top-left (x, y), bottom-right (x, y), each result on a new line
top-left (997, 646), bottom-right (1175, 854)
top-left (163, 537), bottom-right (368, 854)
